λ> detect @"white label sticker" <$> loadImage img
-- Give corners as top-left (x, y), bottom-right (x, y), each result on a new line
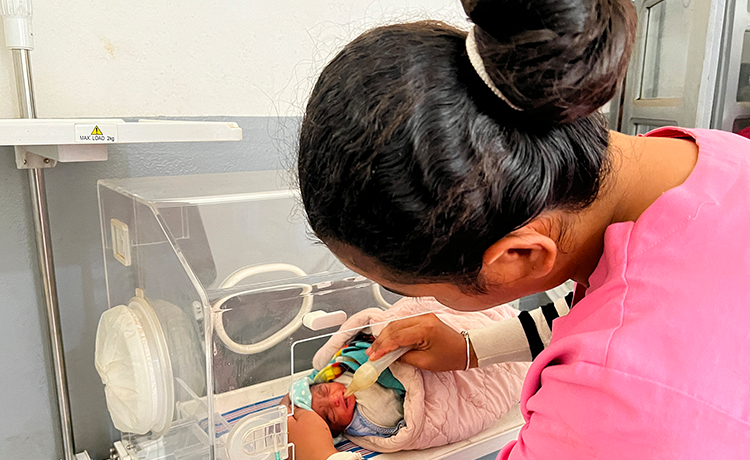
top-left (75, 124), bottom-right (118, 143)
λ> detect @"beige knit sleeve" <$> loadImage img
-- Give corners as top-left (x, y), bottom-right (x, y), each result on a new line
top-left (468, 297), bottom-right (570, 366)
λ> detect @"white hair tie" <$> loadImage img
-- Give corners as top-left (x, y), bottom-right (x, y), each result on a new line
top-left (465, 27), bottom-right (523, 111)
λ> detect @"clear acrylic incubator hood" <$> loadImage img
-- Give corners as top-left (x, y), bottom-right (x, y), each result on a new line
top-left (94, 170), bottom-right (524, 460)
top-left (94, 170), bottom-right (403, 460)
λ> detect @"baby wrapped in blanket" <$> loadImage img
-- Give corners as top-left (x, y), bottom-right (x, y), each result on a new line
top-left (290, 332), bottom-right (407, 438)
top-left (286, 297), bottom-right (531, 453)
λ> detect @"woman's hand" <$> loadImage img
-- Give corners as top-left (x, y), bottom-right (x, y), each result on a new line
top-left (287, 408), bottom-right (338, 460)
top-left (367, 313), bottom-right (477, 371)
top-left (279, 394), bottom-right (292, 411)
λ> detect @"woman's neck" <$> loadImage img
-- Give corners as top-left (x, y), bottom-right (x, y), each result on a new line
top-left (556, 130), bottom-right (699, 286)
top-left (608, 131), bottom-right (698, 223)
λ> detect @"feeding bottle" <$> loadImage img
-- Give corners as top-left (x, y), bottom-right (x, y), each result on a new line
top-left (344, 346), bottom-right (410, 397)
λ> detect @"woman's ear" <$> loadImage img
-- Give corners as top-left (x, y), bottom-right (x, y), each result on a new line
top-left (481, 226), bottom-right (557, 284)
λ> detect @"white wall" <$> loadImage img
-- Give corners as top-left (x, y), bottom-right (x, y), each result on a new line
top-left (0, 1), bottom-right (465, 459)
top-left (0, 0), bottom-right (464, 118)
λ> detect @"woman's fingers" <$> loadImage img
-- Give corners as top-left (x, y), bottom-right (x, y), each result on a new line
top-left (279, 394), bottom-right (292, 412)
top-left (368, 313), bottom-right (468, 371)
top-left (367, 325), bottom-right (418, 360)
top-left (368, 315), bottom-right (436, 360)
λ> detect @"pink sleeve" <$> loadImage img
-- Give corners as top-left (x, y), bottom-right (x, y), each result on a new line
top-left (496, 361), bottom-right (631, 460)
top-left (497, 360), bottom-right (746, 460)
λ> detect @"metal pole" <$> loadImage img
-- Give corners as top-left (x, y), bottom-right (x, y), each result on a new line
top-left (13, 48), bottom-right (77, 460)
top-left (12, 49), bottom-right (34, 117)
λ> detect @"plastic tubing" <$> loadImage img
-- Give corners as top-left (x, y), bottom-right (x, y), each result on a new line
top-left (212, 263), bottom-right (313, 355)
top-left (213, 264), bottom-right (401, 354)
top-left (371, 283), bottom-right (393, 309)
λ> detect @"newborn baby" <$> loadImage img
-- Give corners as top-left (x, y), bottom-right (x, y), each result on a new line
top-left (309, 381), bottom-right (355, 435)
top-left (309, 373), bottom-right (405, 437)
top-left (288, 332), bottom-right (406, 438)
top-left (286, 299), bottom-right (531, 458)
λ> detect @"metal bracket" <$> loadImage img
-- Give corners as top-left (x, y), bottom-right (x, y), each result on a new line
top-left (75, 451), bottom-right (93, 460)
top-left (15, 145), bottom-right (56, 169)
top-left (15, 144), bottom-right (109, 169)
top-left (110, 441), bottom-right (135, 460)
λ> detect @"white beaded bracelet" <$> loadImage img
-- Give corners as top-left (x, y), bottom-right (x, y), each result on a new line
top-left (461, 330), bottom-right (471, 371)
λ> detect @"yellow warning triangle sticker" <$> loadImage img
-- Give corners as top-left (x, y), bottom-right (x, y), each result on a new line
top-left (91, 126), bottom-right (103, 135)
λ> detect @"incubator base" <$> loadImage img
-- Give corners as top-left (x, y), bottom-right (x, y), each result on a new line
top-left (121, 373), bottom-right (523, 460)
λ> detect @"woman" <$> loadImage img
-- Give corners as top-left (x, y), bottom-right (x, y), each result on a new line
top-left (292, 0), bottom-right (750, 458)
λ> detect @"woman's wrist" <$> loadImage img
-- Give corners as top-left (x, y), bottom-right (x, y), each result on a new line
top-left (469, 339), bottom-right (478, 369)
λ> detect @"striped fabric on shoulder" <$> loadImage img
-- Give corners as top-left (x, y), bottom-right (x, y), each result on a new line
top-left (521, 296), bottom-right (572, 359)
top-left (518, 310), bottom-right (545, 359)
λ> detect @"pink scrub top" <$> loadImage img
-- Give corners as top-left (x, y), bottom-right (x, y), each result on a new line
top-left (499, 128), bottom-right (750, 459)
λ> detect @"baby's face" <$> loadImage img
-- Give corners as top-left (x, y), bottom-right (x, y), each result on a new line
top-left (310, 382), bottom-right (356, 435)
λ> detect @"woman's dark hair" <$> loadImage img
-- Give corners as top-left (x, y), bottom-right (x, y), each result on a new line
top-left (298, 0), bottom-right (636, 290)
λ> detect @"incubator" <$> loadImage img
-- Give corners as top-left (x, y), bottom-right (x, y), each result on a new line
top-left (94, 170), bottom-right (525, 460)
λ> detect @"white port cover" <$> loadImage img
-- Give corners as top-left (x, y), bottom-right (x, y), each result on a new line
top-left (95, 305), bottom-right (157, 434)
top-left (95, 295), bottom-right (174, 435)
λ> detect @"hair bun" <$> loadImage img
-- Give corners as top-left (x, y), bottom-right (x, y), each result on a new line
top-left (461, 0), bottom-right (636, 123)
